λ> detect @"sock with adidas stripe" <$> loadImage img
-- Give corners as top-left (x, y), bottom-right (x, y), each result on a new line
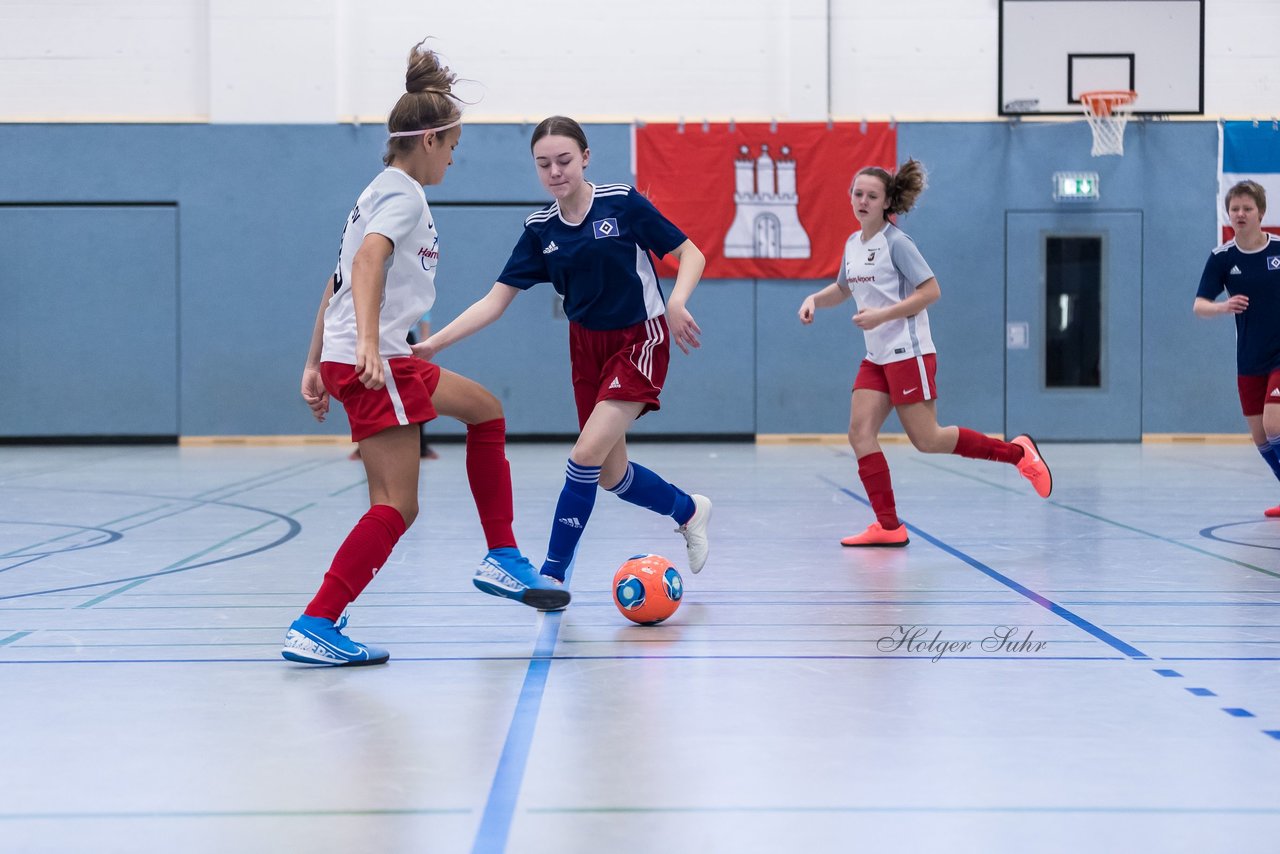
top-left (1262, 435), bottom-right (1280, 482)
top-left (605, 461), bottom-right (695, 523)
top-left (541, 459), bottom-right (601, 581)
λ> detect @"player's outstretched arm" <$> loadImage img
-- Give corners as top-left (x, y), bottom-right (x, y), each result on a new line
top-left (1194, 295), bottom-right (1247, 317)
top-left (665, 239), bottom-right (705, 355)
top-left (417, 282), bottom-right (520, 360)
top-left (799, 282), bottom-right (851, 325)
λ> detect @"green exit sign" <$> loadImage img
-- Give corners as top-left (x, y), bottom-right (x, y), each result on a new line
top-left (1053, 171), bottom-right (1100, 202)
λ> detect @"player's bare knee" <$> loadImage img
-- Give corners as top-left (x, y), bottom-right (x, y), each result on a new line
top-left (1262, 410), bottom-right (1280, 439)
top-left (477, 393), bottom-right (503, 423)
top-left (461, 384), bottom-right (503, 423)
top-left (906, 428), bottom-right (946, 454)
top-left (849, 423), bottom-right (877, 448)
top-left (395, 501), bottom-right (419, 528)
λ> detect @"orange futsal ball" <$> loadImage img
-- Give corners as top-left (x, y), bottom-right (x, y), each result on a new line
top-left (612, 554), bottom-right (684, 625)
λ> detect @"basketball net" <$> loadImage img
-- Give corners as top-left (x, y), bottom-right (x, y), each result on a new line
top-left (1081, 91), bottom-right (1137, 157)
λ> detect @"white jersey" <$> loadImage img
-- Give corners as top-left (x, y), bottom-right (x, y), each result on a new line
top-left (321, 167), bottom-right (438, 363)
top-left (836, 222), bottom-right (936, 365)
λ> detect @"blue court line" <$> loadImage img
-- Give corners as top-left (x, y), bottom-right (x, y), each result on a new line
top-left (911, 457), bottom-right (1280, 580)
top-left (1157, 648), bottom-right (1280, 740)
top-left (0, 631), bottom-right (32, 646)
top-left (188, 458), bottom-right (335, 503)
top-left (0, 457), bottom-right (335, 599)
top-left (0, 522), bottom-right (121, 560)
top-left (824, 478), bottom-right (1149, 659)
top-left (0, 654), bottom-right (1129, 665)
top-left (830, 476), bottom-right (1280, 744)
top-left (0, 807), bottom-right (468, 821)
top-left (76, 578), bottom-right (154, 609)
top-left (834, 473), bottom-right (1280, 742)
top-left (470, 563), bottom-right (575, 854)
top-left (0, 555), bottom-right (47, 575)
top-left (1167, 660), bottom-right (1280, 665)
top-left (74, 508), bottom-right (310, 609)
top-left (16, 585), bottom-right (1263, 596)
top-left (10, 637), bottom-right (1278, 651)
top-left (525, 805), bottom-right (1280, 815)
top-left (0, 499), bottom-right (302, 603)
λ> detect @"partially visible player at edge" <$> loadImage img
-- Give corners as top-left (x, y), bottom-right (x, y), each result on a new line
top-left (799, 158), bottom-right (1052, 547)
top-left (282, 40), bottom-right (566, 668)
top-left (1194, 180), bottom-right (1280, 517)
top-left (419, 116), bottom-right (712, 600)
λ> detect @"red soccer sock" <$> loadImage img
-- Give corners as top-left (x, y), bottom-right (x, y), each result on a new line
top-left (466, 418), bottom-right (517, 550)
top-left (305, 504), bottom-right (407, 621)
top-left (857, 452), bottom-right (901, 530)
top-left (952, 427), bottom-right (1025, 465)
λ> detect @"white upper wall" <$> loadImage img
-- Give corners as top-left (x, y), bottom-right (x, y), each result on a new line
top-left (0, 0), bottom-right (1274, 122)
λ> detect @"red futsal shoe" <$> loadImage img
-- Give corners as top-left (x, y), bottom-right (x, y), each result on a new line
top-left (1011, 434), bottom-right (1053, 498)
top-left (841, 522), bottom-right (910, 548)
top-left (1265, 505), bottom-right (1280, 518)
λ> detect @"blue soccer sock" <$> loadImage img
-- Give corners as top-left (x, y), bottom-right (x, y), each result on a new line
top-left (1262, 437), bottom-right (1280, 483)
top-left (541, 460), bottom-right (601, 581)
top-left (605, 461), bottom-right (696, 525)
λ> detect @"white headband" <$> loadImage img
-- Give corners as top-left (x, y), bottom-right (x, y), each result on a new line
top-left (388, 118), bottom-right (462, 138)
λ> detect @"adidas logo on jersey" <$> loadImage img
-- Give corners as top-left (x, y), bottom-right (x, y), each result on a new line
top-left (1230, 265), bottom-right (1243, 275)
top-left (609, 377), bottom-right (622, 389)
top-left (557, 516), bottom-right (583, 528)
top-left (543, 241), bottom-right (560, 255)
top-left (1271, 389), bottom-right (1280, 398)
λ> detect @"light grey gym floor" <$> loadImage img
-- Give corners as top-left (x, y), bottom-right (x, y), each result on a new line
top-left (1, 440), bottom-right (1278, 854)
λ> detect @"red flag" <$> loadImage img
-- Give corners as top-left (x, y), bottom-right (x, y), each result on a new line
top-left (635, 122), bottom-right (896, 279)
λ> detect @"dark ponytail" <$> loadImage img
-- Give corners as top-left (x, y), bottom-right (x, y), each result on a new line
top-left (383, 39), bottom-right (462, 166)
top-left (854, 158), bottom-right (928, 215)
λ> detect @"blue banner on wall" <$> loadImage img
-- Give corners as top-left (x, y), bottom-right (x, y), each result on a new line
top-left (1218, 121), bottom-right (1280, 242)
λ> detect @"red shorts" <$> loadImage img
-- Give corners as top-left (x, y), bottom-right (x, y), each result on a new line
top-left (854, 353), bottom-right (938, 406)
top-left (569, 317), bottom-right (670, 429)
top-left (1237, 370), bottom-right (1280, 417)
top-left (321, 357), bottom-right (440, 442)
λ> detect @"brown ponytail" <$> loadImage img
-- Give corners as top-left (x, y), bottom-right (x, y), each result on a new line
top-left (383, 39), bottom-right (462, 166)
top-left (853, 158), bottom-right (928, 216)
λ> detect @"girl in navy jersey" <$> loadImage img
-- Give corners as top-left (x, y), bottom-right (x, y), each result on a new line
top-left (282, 42), bottom-right (564, 667)
top-left (420, 116), bottom-right (712, 601)
top-left (799, 159), bottom-right (1052, 547)
top-left (1194, 180), bottom-right (1280, 517)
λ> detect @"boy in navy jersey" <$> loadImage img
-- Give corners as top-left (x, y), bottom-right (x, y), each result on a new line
top-left (1195, 180), bottom-right (1280, 516)
top-left (420, 116), bottom-right (712, 604)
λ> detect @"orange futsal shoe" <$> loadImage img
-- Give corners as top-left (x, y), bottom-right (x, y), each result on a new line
top-left (1011, 434), bottom-right (1053, 498)
top-left (1265, 505), bottom-right (1280, 518)
top-left (841, 521), bottom-right (910, 548)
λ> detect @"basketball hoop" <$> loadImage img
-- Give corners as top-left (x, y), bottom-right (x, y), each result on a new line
top-left (1080, 90), bottom-right (1137, 157)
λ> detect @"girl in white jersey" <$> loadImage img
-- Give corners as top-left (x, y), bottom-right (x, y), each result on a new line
top-left (419, 116), bottom-right (712, 602)
top-left (799, 159), bottom-right (1052, 547)
top-left (282, 42), bottom-right (565, 668)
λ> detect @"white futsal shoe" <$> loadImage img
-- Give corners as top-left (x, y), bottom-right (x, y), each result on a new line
top-left (675, 494), bottom-right (713, 574)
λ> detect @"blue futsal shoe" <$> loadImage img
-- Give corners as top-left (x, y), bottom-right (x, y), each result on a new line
top-left (472, 547), bottom-right (571, 612)
top-left (281, 613), bottom-right (389, 666)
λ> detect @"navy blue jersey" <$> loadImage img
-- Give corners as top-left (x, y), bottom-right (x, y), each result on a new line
top-left (1197, 235), bottom-right (1280, 375)
top-left (498, 183), bottom-right (687, 331)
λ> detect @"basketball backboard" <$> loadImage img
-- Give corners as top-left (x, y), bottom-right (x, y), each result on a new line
top-left (999, 0), bottom-right (1204, 116)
